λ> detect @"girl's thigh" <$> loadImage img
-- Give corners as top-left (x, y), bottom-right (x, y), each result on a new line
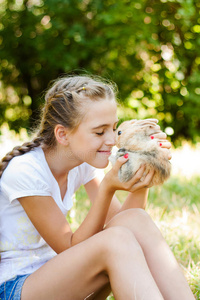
top-left (21, 229), bottom-right (116, 300)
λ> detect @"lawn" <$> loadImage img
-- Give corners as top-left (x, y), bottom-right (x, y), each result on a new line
top-left (69, 175), bottom-right (200, 299)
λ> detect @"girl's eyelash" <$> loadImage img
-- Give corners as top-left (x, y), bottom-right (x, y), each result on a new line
top-left (96, 128), bottom-right (116, 136)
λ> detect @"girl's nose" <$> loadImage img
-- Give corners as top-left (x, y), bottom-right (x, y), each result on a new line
top-left (105, 131), bottom-right (116, 146)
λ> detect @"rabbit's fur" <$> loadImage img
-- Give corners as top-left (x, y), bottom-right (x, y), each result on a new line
top-left (109, 120), bottom-right (171, 185)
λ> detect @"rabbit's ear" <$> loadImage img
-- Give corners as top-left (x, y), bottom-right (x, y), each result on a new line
top-left (132, 119), bottom-right (158, 127)
top-left (143, 124), bottom-right (160, 136)
top-left (129, 119), bottom-right (138, 124)
top-left (139, 124), bottom-right (158, 130)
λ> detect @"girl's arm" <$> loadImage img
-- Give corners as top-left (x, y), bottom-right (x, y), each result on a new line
top-left (18, 184), bottom-right (115, 254)
top-left (18, 157), bottom-right (152, 254)
top-left (121, 188), bottom-right (149, 210)
top-left (86, 180), bottom-right (148, 222)
top-left (70, 160), bottom-right (153, 245)
top-left (85, 169), bottom-right (153, 223)
top-left (18, 186), bottom-right (114, 254)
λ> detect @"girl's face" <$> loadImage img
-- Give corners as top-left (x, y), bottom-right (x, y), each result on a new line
top-left (67, 98), bottom-right (118, 168)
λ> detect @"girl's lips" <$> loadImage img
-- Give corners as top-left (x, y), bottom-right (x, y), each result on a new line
top-left (98, 150), bottom-right (112, 155)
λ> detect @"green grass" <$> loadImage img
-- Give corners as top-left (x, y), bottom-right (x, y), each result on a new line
top-left (68, 175), bottom-right (200, 299)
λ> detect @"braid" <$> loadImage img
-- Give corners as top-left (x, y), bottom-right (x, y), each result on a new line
top-left (0, 136), bottom-right (43, 178)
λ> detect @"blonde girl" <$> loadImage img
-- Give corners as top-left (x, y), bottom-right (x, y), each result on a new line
top-left (0, 75), bottom-right (194, 300)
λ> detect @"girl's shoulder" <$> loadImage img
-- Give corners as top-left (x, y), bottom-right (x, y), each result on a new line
top-left (7, 146), bottom-right (45, 168)
top-left (1, 147), bottom-right (52, 201)
top-left (1, 147), bottom-right (49, 185)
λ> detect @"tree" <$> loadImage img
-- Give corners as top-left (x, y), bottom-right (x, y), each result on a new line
top-left (0, 0), bottom-right (200, 144)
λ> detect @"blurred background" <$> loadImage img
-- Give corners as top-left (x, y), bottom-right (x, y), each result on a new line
top-left (0, 0), bottom-right (200, 146)
top-left (1, 1), bottom-right (200, 298)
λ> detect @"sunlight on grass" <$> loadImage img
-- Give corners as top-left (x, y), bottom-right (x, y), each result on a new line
top-left (171, 142), bottom-right (200, 178)
top-left (0, 126), bottom-right (200, 299)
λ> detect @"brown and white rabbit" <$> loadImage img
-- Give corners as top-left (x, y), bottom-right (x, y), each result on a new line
top-left (109, 119), bottom-right (171, 185)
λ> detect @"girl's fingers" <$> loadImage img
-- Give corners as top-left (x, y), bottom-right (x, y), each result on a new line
top-left (133, 165), bottom-right (146, 182)
top-left (113, 155), bottom-right (129, 172)
top-left (157, 140), bottom-right (172, 160)
top-left (157, 141), bottom-right (171, 149)
top-left (130, 169), bottom-right (155, 192)
top-left (141, 168), bottom-right (154, 186)
top-left (153, 132), bottom-right (167, 140)
top-left (125, 164), bottom-right (146, 187)
top-left (168, 151), bottom-right (172, 160)
top-left (158, 147), bottom-right (172, 160)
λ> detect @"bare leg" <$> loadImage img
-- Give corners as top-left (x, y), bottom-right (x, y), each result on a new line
top-left (106, 208), bottom-right (195, 300)
top-left (21, 226), bottom-right (163, 300)
top-left (85, 283), bottom-right (111, 300)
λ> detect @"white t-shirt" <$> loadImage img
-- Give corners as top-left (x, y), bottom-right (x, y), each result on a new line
top-left (0, 147), bottom-right (103, 284)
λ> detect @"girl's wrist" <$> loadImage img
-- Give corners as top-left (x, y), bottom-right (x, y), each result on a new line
top-left (99, 179), bottom-right (116, 196)
top-left (130, 187), bottom-right (149, 195)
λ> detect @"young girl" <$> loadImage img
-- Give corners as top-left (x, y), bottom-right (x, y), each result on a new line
top-left (0, 75), bottom-right (194, 300)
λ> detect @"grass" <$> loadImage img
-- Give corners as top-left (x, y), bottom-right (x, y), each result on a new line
top-left (147, 177), bottom-right (200, 299)
top-left (68, 175), bottom-right (200, 299)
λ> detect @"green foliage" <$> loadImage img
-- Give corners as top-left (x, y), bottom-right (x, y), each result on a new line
top-left (0, 0), bottom-right (200, 144)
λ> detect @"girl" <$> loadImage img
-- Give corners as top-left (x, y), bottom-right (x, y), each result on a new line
top-left (0, 75), bottom-right (194, 300)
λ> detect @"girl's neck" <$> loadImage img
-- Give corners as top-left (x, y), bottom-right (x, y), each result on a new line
top-left (42, 145), bottom-right (80, 183)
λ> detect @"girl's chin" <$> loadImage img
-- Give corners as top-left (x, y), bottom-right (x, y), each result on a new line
top-left (92, 158), bottom-right (109, 169)
top-left (99, 163), bottom-right (109, 169)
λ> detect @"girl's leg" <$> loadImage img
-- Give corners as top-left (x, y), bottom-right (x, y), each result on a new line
top-left (85, 282), bottom-right (111, 300)
top-left (21, 226), bottom-right (163, 300)
top-left (106, 208), bottom-right (195, 300)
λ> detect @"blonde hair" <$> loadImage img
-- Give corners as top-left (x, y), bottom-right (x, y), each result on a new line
top-left (0, 75), bottom-right (117, 177)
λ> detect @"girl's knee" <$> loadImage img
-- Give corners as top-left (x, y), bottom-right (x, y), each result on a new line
top-left (107, 208), bottom-right (163, 240)
top-left (126, 209), bottom-right (164, 241)
top-left (104, 226), bottom-right (134, 244)
top-left (102, 226), bottom-right (142, 256)
top-left (98, 227), bottom-right (144, 272)
top-left (122, 208), bottom-right (151, 221)
top-left (108, 208), bottom-right (154, 228)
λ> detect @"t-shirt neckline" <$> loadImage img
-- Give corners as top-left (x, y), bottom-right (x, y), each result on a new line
top-left (38, 147), bottom-right (70, 203)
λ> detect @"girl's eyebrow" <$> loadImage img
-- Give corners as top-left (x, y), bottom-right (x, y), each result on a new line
top-left (92, 120), bottom-right (119, 130)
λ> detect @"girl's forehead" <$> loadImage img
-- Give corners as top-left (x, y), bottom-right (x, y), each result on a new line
top-left (82, 99), bottom-right (118, 125)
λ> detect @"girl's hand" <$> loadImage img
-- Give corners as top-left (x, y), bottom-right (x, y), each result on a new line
top-left (103, 156), bottom-right (154, 194)
top-left (131, 118), bottom-right (172, 159)
top-left (150, 128), bottom-right (172, 160)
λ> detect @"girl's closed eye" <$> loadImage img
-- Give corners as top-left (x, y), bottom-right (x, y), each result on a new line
top-left (96, 128), bottom-right (116, 136)
top-left (96, 131), bottom-right (104, 136)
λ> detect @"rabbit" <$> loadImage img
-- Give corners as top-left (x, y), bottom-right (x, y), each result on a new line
top-left (109, 119), bottom-right (171, 185)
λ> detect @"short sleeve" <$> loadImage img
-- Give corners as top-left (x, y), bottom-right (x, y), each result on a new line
top-left (1, 158), bottom-right (51, 203)
top-left (71, 163), bottom-right (104, 193)
top-left (81, 163), bottom-right (105, 185)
